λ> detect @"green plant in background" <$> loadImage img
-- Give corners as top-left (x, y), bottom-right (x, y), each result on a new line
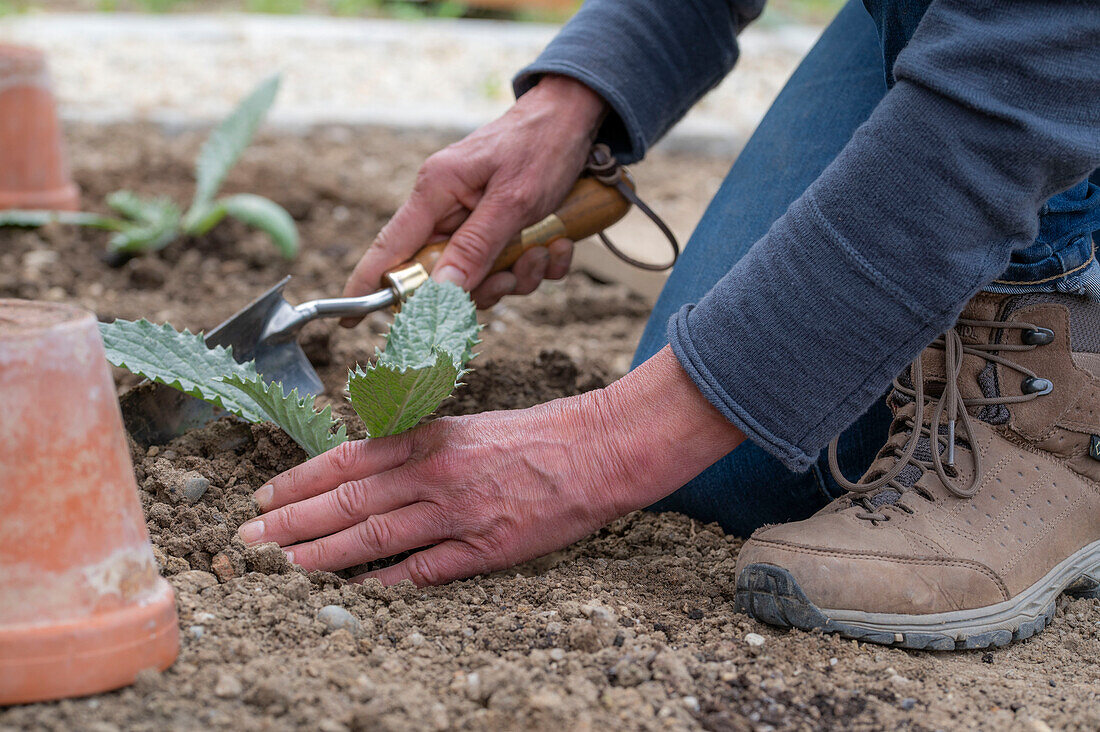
top-left (326, 0), bottom-right (383, 15)
top-left (0, 0), bottom-right (29, 16)
top-left (0, 75), bottom-right (298, 261)
top-left (245, 0), bottom-right (305, 13)
top-left (98, 280), bottom-right (480, 457)
top-left (393, 0), bottom-right (466, 19)
top-left (135, 0), bottom-right (185, 11)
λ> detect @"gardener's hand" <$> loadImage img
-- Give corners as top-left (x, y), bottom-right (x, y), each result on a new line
top-left (237, 347), bottom-right (744, 585)
top-left (341, 74), bottom-right (607, 313)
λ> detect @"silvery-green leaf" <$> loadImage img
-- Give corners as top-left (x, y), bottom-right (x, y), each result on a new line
top-left (180, 201), bottom-right (226, 236)
top-left (219, 372), bottom-right (347, 458)
top-left (346, 281), bottom-right (479, 438)
top-left (381, 280), bottom-right (481, 370)
top-left (105, 192), bottom-right (182, 253)
top-left (189, 74), bottom-right (280, 214)
top-left (347, 350), bottom-right (460, 438)
top-left (220, 193), bottom-right (299, 259)
top-left (99, 319), bottom-right (265, 422)
top-left (0, 209), bottom-right (125, 230)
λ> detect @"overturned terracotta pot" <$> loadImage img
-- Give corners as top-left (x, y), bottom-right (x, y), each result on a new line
top-left (0, 300), bottom-right (178, 705)
top-left (0, 44), bottom-right (80, 211)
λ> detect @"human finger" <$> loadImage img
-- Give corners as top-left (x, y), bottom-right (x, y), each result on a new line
top-left (510, 247), bottom-right (550, 296)
top-left (471, 271), bottom-right (517, 309)
top-left (286, 503), bottom-right (448, 573)
top-left (351, 539), bottom-right (491, 586)
top-left (429, 186), bottom-right (538, 290)
top-left (254, 438), bottom-right (412, 513)
top-left (240, 469), bottom-right (420, 548)
top-left (545, 238), bottom-right (573, 280)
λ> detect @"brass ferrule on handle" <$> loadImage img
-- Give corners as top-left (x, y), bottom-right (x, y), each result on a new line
top-left (383, 175), bottom-right (633, 302)
top-left (383, 262), bottom-right (430, 302)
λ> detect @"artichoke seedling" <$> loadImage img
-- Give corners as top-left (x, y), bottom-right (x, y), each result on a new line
top-left (100, 280), bottom-right (481, 458)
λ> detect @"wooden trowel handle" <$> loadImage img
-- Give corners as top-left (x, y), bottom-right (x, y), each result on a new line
top-left (403, 176), bottom-right (633, 277)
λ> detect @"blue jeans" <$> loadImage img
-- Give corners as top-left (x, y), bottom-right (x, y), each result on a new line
top-left (635, 0), bottom-right (1100, 537)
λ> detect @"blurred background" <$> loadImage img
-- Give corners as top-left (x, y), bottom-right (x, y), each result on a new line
top-left (0, 0), bottom-right (841, 314)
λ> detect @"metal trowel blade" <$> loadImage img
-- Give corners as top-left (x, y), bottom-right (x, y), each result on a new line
top-left (120, 275), bottom-right (323, 447)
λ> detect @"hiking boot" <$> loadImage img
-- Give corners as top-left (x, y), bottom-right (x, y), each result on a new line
top-left (735, 292), bottom-right (1100, 650)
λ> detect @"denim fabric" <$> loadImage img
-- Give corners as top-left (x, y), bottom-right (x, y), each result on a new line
top-left (635, 0), bottom-right (892, 536)
top-left (519, 0), bottom-right (1100, 530)
top-left (862, 0), bottom-right (1100, 298)
top-left (636, 1), bottom-right (1100, 534)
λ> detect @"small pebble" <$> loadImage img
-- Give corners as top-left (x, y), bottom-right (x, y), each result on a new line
top-left (682, 696), bottom-right (700, 712)
top-left (187, 625), bottom-right (204, 640)
top-left (181, 475), bottom-right (210, 503)
top-left (744, 633), bottom-right (766, 648)
top-left (549, 648), bottom-right (565, 661)
top-left (900, 697), bottom-right (917, 710)
top-left (210, 553), bottom-right (236, 583)
top-left (317, 605), bottom-right (361, 636)
top-left (214, 673), bottom-right (242, 698)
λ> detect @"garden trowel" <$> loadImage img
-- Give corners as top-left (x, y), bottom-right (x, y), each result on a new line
top-left (121, 171), bottom-right (667, 446)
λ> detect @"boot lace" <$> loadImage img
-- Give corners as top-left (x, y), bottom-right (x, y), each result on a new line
top-left (827, 316), bottom-right (1054, 521)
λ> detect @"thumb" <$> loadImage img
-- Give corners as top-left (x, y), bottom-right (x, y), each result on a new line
top-left (430, 190), bottom-right (534, 289)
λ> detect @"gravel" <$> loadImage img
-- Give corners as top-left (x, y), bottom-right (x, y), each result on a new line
top-left (316, 604), bottom-right (361, 636)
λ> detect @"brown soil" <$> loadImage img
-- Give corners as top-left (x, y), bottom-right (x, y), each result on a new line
top-left (2, 124), bottom-right (1099, 731)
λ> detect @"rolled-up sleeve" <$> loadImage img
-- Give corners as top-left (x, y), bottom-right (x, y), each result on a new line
top-left (669, 0), bottom-right (1100, 471)
top-left (513, 0), bottom-right (764, 163)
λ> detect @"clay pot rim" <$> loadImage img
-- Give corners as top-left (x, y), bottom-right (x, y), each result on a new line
top-left (0, 299), bottom-right (93, 343)
top-left (0, 44), bottom-right (45, 62)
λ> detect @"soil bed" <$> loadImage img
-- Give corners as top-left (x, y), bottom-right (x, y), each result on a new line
top-left (2, 124), bottom-right (1099, 731)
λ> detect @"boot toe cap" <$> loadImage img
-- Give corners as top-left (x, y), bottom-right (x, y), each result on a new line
top-left (735, 532), bottom-right (1008, 616)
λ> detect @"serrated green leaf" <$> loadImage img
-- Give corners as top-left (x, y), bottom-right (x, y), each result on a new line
top-left (348, 350), bottom-right (460, 438)
top-left (0, 209), bottom-right (126, 230)
top-left (219, 372), bottom-right (347, 458)
top-left (347, 280), bottom-right (480, 438)
top-left (220, 193), bottom-right (299, 259)
top-left (382, 280), bottom-right (481, 369)
top-left (99, 319), bottom-right (266, 421)
top-left (188, 74), bottom-right (280, 215)
top-left (105, 192), bottom-right (182, 254)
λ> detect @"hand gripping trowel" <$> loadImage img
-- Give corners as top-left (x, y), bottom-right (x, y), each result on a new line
top-left (120, 150), bottom-right (679, 446)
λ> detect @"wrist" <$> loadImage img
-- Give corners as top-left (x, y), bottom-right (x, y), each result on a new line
top-left (578, 346), bottom-right (745, 516)
top-left (525, 73), bottom-right (608, 140)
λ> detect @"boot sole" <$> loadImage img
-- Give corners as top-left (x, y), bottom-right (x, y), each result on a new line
top-left (735, 539), bottom-right (1100, 651)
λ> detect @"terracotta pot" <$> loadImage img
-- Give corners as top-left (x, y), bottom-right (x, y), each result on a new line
top-left (0, 44), bottom-right (80, 211)
top-left (0, 300), bottom-right (178, 705)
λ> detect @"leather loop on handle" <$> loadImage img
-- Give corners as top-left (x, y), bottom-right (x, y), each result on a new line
top-left (400, 176), bottom-right (633, 277)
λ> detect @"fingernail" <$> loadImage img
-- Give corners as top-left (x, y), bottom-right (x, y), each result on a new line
top-left (253, 484), bottom-right (273, 511)
top-left (238, 520), bottom-right (265, 544)
top-left (283, 549), bottom-right (295, 565)
top-left (432, 264), bottom-right (466, 287)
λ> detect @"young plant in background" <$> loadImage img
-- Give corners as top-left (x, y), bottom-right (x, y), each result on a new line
top-left (99, 280), bottom-right (479, 457)
top-left (0, 75), bottom-right (298, 262)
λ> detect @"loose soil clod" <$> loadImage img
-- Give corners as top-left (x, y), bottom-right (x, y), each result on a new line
top-left (2, 125), bottom-right (1098, 731)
